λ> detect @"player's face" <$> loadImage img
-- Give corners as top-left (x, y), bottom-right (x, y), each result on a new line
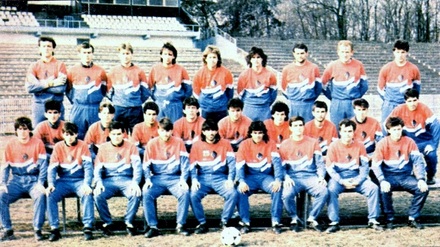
top-left (183, 105), bottom-right (199, 121)
top-left (312, 107), bottom-right (327, 122)
top-left (16, 125), bottom-right (31, 141)
top-left (44, 109), bottom-right (60, 124)
top-left (202, 129), bottom-right (217, 143)
top-left (251, 54), bottom-right (263, 68)
top-left (272, 111), bottom-right (286, 126)
top-left (63, 132), bottom-right (78, 146)
top-left (293, 48), bottom-right (308, 64)
top-left (119, 49), bottom-right (133, 67)
top-left (339, 125), bottom-right (354, 144)
top-left (161, 48), bottom-right (175, 66)
top-left (79, 47), bottom-right (94, 65)
top-left (228, 107), bottom-right (242, 123)
top-left (337, 45), bottom-right (353, 64)
top-left (39, 41), bottom-right (54, 59)
top-left (144, 109), bottom-right (157, 126)
top-left (405, 97), bottom-right (419, 111)
top-left (393, 48), bottom-right (408, 65)
top-left (98, 108), bottom-right (114, 127)
top-left (353, 106), bottom-right (368, 122)
top-left (388, 125), bottom-right (403, 142)
top-left (289, 120), bottom-right (304, 136)
top-left (206, 53), bottom-right (218, 70)
top-left (251, 130), bottom-right (264, 144)
top-left (158, 127), bottom-right (173, 142)
top-left (109, 129), bottom-right (124, 145)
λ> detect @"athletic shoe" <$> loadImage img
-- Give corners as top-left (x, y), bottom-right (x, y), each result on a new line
top-left (126, 226), bottom-right (136, 236)
top-left (290, 222), bottom-right (301, 232)
top-left (34, 230), bottom-right (44, 241)
top-left (307, 220), bottom-right (323, 232)
top-left (176, 226), bottom-right (190, 236)
top-left (427, 177), bottom-right (436, 185)
top-left (1, 229), bottom-right (16, 241)
top-left (48, 229), bottom-right (61, 242)
top-left (144, 228), bottom-right (160, 238)
top-left (325, 224), bottom-right (340, 233)
top-left (194, 223), bottom-right (209, 234)
top-left (368, 220), bottom-right (383, 231)
top-left (385, 221), bottom-right (394, 230)
top-left (102, 225), bottom-right (114, 237)
top-left (239, 222), bottom-right (251, 234)
top-left (408, 220), bottom-right (424, 229)
top-left (272, 224), bottom-right (282, 235)
top-left (83, 227), bottom-right (93, 241)
top-left (219, 221), bottom-right (228, 230)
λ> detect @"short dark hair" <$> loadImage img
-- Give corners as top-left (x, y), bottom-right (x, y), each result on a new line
top-left (14, 116), bottom-right (33, 133)
top-left (99, 102), bottom-right (115, 114)
top-left (293, 43), bottom-right (308, 53)
top-left (246, 47), bottom-right (268, 67)
top-left (143, 101), bottom-right (159, 114)
top-left (158, 118), bottom-right (173, 131)
top-left (183, 97), bottom-right (200, 109)
top-left (38, 36), bottom-right (56, 48)
top-left (312, 100), bottom-right (328, 112)
top-left (404, 88), bottom-right (419, 100)
top-left (77, 41), bottom-right (94, 53)
top-left (393, 40), bottom-right (410, 52)
top-left (228, 98), bottom-right (244, 110)
top-left (201, 119), bottom-right (220, 143)
top-left (109, 121), bottom-right (125, 132)
top-left (352, 98), bottom-right (369, 109)
top-left (160, 42), bottom-right (177, 64)
top-left (271, 101), bottom-right (289, 121)
top-left (385, 117), bottom-right (405, 130)
top-left (339, 119), bottom-right (356, 131)
top-left (44, 99), bottom-right (61, 112)
top-left (247, 121), bottom-right (269, 143)
top-left (289, 116), bottom-right (305, 126)
top-left (63, 122), bottom-right (78, 135)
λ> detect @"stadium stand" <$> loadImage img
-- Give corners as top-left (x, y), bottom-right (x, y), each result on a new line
top-left (0, 8), bottom-right (39, 27)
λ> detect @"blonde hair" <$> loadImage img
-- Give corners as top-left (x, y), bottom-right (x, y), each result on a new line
top-left (202, 45), bottom-right (222, 67)
top-left (337, 40), bottom-right (353, 51)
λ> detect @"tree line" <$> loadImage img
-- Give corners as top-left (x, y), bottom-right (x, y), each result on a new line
top-left (182, 0), bottom-right (439, 42)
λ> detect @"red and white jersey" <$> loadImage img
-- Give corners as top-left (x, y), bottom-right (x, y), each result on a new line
top-left (33, 120), bottom-right (65, 147)
top-left (130, 121), bottom-right (159, 147)
top-left (173, 116), bottom-right (205, 145)
top-left (149, 63), bottom-right (190, 87)
top-left (304, 119), bottom-right (338, 154)
top-left (218, 116), bottom-right (252, 146)
top-left (263, 119), bottom-right (291, 147)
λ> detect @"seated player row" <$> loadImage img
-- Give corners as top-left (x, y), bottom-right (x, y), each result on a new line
top-left (0, 112), bottom-right (431, 242)
top-left (27, 37), bottom-right (423, 149)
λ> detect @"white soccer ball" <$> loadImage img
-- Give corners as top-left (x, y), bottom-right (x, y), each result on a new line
top-left (221, 227), bottom-right (242, 246)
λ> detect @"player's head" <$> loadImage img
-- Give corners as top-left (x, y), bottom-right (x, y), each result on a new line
top-left (108, 121), bottom-right (125, 145)
top-left (337, 40), bottom-right (354, 63)
top-left (247, 121), bottom-right (269, 143)
top-left (158, 118), bottom-right (173, 142)
top-left (393, 40), bottom-right (410, 52)
top-left (14, 116), bottom-right (33, 136)
top-left (337, 40), bottom-right (353, 52)
top-left (62, 122), bottom-right (79, 145)
top-left (289, 116), bottom-right (305, 127)
top-left (339, 119), bottom-right (356, 144)
top-left (228, 98), bottom-right (244, 111)
top-left (271, 101), bottom-right (289, 122)
top-left (117, 42), bottom-right (133, 54)
top-left (352, 98), bottom-right (369, 109)
top-left (312, 100), bottom-right (328, 112)
top-left (160, 42), bottom-right (177, 64)
top-left (404, 89), bottom-right (419, 111)
top-left (246, 47), bottom-right (268, 68)
top-left (77, 41), bottom-right (94, 53)
top-left (201, 119), bottom-right (220, 144)
top-left (292, 43), bottom-right (309, 64)
top-left (339, 119), bottom-right (356, 131)
top-left (143, 101), bottom-right (159, 126)
top-left (385, 117), bottom-right (405, 131)
top-left (385, 117), bottom-right (405, 140)
top-left (202, 45), bottom-right (222, 68)
top-left (227, 98), bottom-right (244, 123)
top-left (288, 116), bottom-right (305, 137)
top-left (98, 102), bottom-right (115, 127)
top-left (352, 98), bottom-right (369, 123)
top-left (44, 100), bottom-right (61, 124)
top-left (77, 42), bottom-right (94, 65)
top-left (182, 97), bottom-right (200, 117)
top-left (312, 101), bottom-right (328, 122)
top-left (38, 36), bottom-right (56, 57)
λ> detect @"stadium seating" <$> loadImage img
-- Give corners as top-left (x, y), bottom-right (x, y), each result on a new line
top-left (81, 14), bottom-right (187, 32)
top-left (0, 6), bottom-right (39, 27)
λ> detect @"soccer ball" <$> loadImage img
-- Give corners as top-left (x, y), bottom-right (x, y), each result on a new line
top-left (221, 227), bottom-right (242, 246)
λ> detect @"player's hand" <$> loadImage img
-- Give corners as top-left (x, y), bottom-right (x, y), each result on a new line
top-left (342, 180), bottom-right (356, 189)
top-left (318, 177), bottom-right (327, 187)
top-left (94, 182), bottom-right (105, 195)
top-left (144, 179), bottom-right (153, 189)
top-left (424, 145), bottom-right (434, 155)
top-left (178, 180), bottom-right (189, 192)
top-left (53, 74), bottom-right (67, 86)
top-left (35, 183), bottom-right (46, 194)
top-left (225, 180), bottom-right (234, 190)
top-left (284, 176), bottom-right (295, 188)
top-left (191, 179), bottom-right (200, 191)
top-left (238, 182), bottom-right (249, 193)
top-left (0, 185), bottom-right (8, 193)
top-left (80, 184), bottom-right (93, 195)
top-left (380, 180), bottom-right (391, 193)
top-left (418, 180), bottom-right (429, 193)
top-left (270, 180), bottom-right (282, 193)
top-left (46, 184), bottom-right (55, 195)
top-left (129, 182), bottom-right (141, 197)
